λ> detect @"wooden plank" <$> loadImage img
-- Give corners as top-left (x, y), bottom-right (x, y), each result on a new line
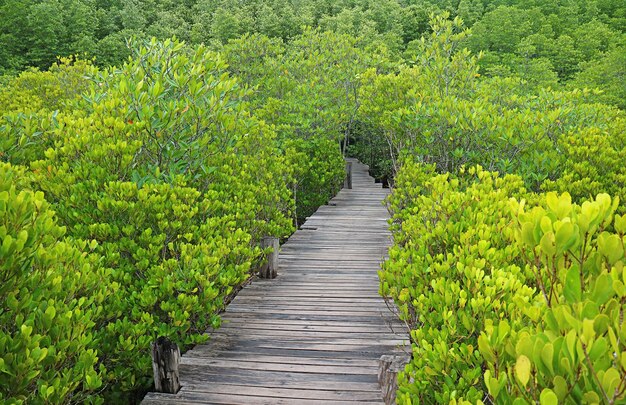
top-left (213, 329), bottom-right (402, 340)
top-left (186, 346), bottom-right (404, 361)
top-left (179, 357), bottom-right (379, 374)
top-left (182, 353), bottom-right (380, 367)
top-left (227, 302), bottom-right (392, 310)
top-left (228, 292), bottom-right (385, 298)
top-left (204, 336), bottom-right (407, 348)
top-left (219, 318), bottom-right (404, 329)
top-left (143, 391), bottom-right (383, 405)
top-left (222, 309), bottom-right (396, 318)
top-left (204, 333), bottom-right (406, 346)
top-left (179, 367), bottom-right (381, 384)
top-left (227, 302), bottom-right (393, 309)
top-left (176, 384), bottom-right (384, 401)
top-left (218, 324), bottom-right (404, 334)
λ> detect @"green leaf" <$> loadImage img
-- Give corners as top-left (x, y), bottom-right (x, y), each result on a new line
top-left (564, 265), bottom-right (582, 304)
top-left (540, 232), bottom-right (556, 256)
top-left (602, 368), bottom-right (620, 398)
top-left (540, 216), bottom-right (553, 234)
top-left (588, 337), bottom-right (608, 362)
top-left (45, 305), bottom-right (56, 320)
top-left (478, 334), bottom-right (495, 363)
top-left (540, 389), bottom-right (558, 405)
top-left (592, 274), bottom-right (615, 306)
top-left (546, 192), bottom-right (559, 213)
top-left (583, 391), bottom-right (601, 404)
top-left (20, 324), bottom-right (33, 338)
top-left (521, 222), bottom-right (536, 246)
top-left (615, 214), bottom-right (626, 234)
top-left (582, 318), bottom-right (596, 344)
top-left (515, 355), bottom-right (531, 387)
top-left (484, 369), bottom-right (504, 399)
top-left (597, 233), bottom-right (623, 264)
top-left (552, 376), bottom-right (568, 401)
top-left (541, 343), bottom-right (554, 375)
top-left (593, 314), bottom-right (611, 335)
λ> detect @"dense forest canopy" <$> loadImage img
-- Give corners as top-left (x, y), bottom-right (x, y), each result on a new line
top-left (1, 0), bottom-right (625, 107)
top-left (1, 0), bottom-right (626, 403)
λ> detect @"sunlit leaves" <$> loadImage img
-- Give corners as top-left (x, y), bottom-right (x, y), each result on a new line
top-left (1, 38), bottom-right (298, 402)
top-left (0, 162), bottom-right (107, 404)
top-left (385, 161), bottom-right (626, 403)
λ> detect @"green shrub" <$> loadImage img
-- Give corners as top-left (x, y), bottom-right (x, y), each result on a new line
top-left (222, 30), bottom-right (378, 223)
top-left (381, 161), bottom-right (536, 403)
top-left (0, 57), bottom-right (94, 115)
top-left (0, 58), bottom-right (95, 166)
top-left (5, 38), bottom-right (295, 399)
top-left (0, 162), bottom-right (107, 404)
top-left (358, 14), bottom-right (624, 194)
top-left (384, 160), bottom-right (626, 404)
top-left (88, 181), bottom-right (256, 398)
top-left (543, 115), bottom-right (626, 211)
top-left (478, 192), bottom-right (626, 404)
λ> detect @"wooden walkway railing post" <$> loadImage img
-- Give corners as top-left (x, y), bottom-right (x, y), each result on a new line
top-left (378, 354), bottom-right (410, 405)
top-left (259, 236), bottom-right (279, 279)
top-left (151, 337), bottom-right (181, 394)
top-left (344, 161), bottom-right (353, 189)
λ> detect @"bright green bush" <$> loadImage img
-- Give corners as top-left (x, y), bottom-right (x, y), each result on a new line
top-left (543, 115), bottom-right (626, 210)
top-left (222, 30), bottom-right (382, 222)
top-left (36, 38), bottom-right (292, 399)
top-left (0, 57), bottom-right (94, 114)
top-left (84, 181), bottom-right (255, 398)
top-left (358, 14), bottom-right (624, 192)
top-left (478, 192), bottom-right (626, 404)
top-left (0, 58), bottom-right (95, 166)
top-left (381, 160), bottom-right (537, 403)
top-left (383, 160), bottom-right (626, 403)
top-left (2, 38), bottom-right (296, 400)
top-left (0, 162), bottom-right (107, 404)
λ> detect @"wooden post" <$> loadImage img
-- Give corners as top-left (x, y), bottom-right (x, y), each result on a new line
top-left (378, 354), bottom-right (410, 405)
top-left (151, 337), bottom-right (181, 394)
top-left (344, 161), bottom-right (353, 189)
top-left (259, 236), bottom-right (279, 279)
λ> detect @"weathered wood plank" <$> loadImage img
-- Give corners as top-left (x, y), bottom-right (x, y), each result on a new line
top-left (179, 367), bottom-right (381, 384)
top-left (219, 318), bottom-right (404, 329)
top-left (212, 329), bottom-right (403, 340)
top-left (176, 384), bottom-right (384, 401)
top-left (143, 391), bottom-right (383, 405)
top-left (186, 346), bottom-right (401, 361)
top-left (179, 357), bottom-right (379, 374)
top-left (182, 353), bottom-right (380, 367)
top-left (218, 323), bottom-right (404, 333)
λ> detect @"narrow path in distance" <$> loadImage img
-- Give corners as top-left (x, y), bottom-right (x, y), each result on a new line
top-left (142, 159), bottom-right (408, 404)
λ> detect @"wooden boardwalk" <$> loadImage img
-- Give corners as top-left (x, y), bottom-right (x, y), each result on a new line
top-left (142, 159), bottom-right (408, 404)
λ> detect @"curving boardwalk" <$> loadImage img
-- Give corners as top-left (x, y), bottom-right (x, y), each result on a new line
top-left (142, 159), bottom-right (407, 404)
